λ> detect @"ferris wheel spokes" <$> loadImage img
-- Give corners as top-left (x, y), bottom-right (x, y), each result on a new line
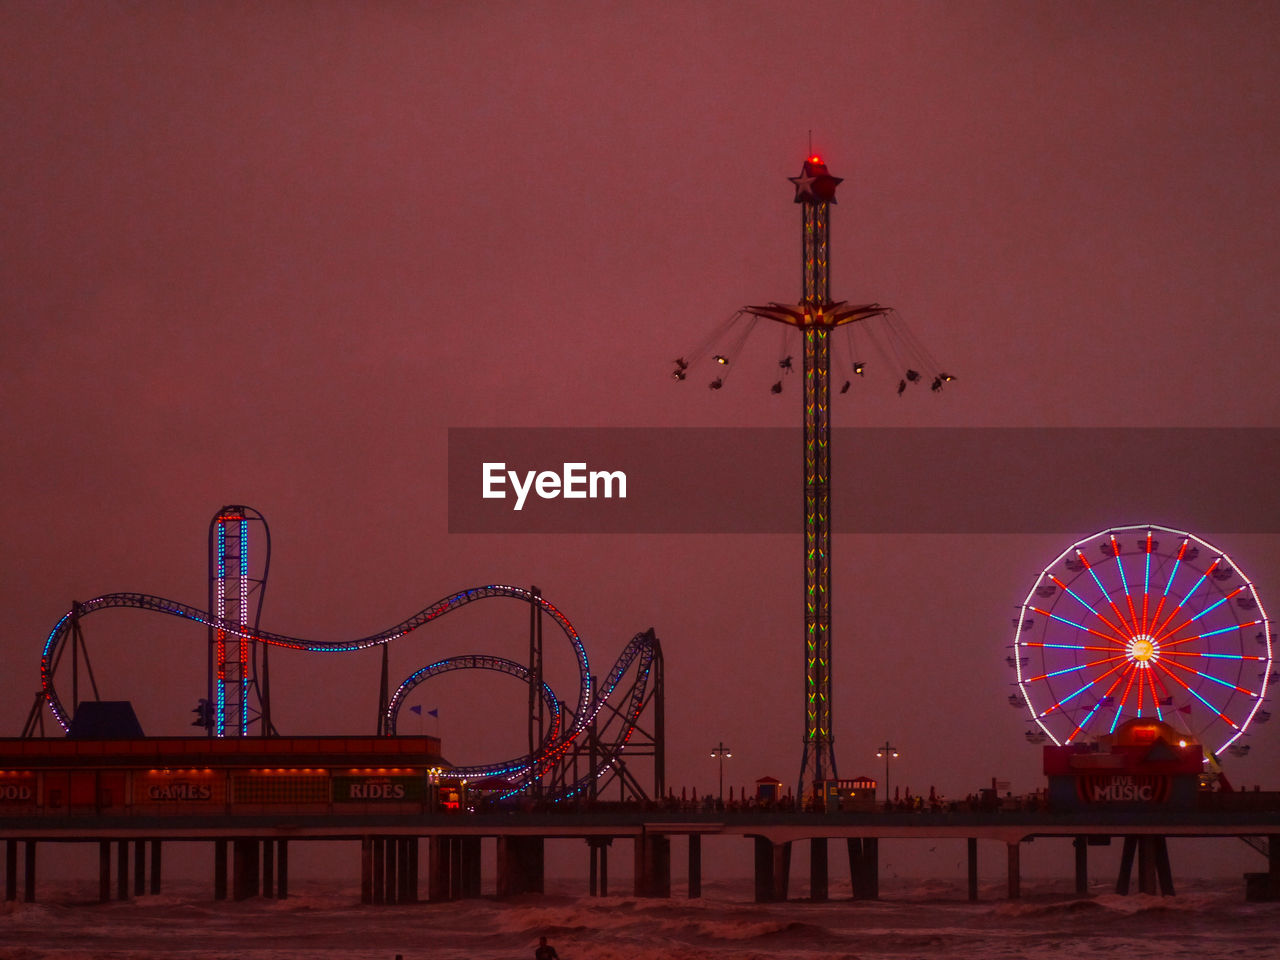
top-left (1013, 525), bottom-right (1273, 755)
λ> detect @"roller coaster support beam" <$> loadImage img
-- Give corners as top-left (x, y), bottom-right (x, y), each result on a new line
top-left (528, 585), bottom-right (544, 799)
top-left (588, 686), bottom-right (599, 802)
top-left (20, 692), bottom-right (47, 738)
top-left (584, 630), bottom-right (664, 802)
top-left (377, 644), bottom-right (389, 735)
top-left (260, 643), bottom-right (272, 736)
top-left (52, 602), bottom-right (100, 722)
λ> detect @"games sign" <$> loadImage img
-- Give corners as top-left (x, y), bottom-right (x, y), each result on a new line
top-left (134, 774), bottom-right (224, 805)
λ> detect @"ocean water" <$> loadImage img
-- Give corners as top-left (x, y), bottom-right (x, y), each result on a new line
top-left (1, 877), bottom-right (1276, 960)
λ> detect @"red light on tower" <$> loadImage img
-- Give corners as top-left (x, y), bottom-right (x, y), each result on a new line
top-left (790, 155), bottom-right (843, 204)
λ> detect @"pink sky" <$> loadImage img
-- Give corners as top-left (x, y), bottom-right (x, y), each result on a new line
top-left (3, 1), bottom-right (1279, 843)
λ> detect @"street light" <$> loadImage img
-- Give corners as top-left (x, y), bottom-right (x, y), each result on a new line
top-left (875, 742), bottom-right (899, 805)
top-left (710, 742), bottom-right (732, 801)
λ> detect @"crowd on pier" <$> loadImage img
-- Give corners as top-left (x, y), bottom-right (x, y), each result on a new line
top-left (459, 785), bottom-right (1054, 815)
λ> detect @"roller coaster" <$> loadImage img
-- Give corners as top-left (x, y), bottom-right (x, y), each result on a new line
top-left (31, 506), bottom-right (663, 803)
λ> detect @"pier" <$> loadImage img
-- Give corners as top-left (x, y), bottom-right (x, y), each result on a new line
top-left (4, 804), bottom-right (1279, 904)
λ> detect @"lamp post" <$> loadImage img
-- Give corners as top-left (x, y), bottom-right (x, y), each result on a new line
top-left (710, 742), bottom-right (732, 801)
top-left (875, 742), bottom-right (899, 805)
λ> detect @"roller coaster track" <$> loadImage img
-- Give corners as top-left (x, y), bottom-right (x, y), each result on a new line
top-left (39, 586), bottom-right (661, 800)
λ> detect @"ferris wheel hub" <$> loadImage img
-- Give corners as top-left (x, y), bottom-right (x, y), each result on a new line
top-left (1126, 634), bottom-right (1159, 664)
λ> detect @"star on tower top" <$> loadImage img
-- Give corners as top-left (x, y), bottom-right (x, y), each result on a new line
top-left (789, 156), bottom-right (843, 203)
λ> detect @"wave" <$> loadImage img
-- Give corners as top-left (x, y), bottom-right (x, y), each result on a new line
top-left (2, 878), bottom-right (1277, 960)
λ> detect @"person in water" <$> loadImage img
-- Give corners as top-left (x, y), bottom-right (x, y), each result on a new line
top-left (535, 935), bottom-right (560, 959)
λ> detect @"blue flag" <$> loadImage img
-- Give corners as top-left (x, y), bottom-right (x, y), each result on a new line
top-left (409, 705), bottom-right (422, 716)
top-left (427, 708), bottom-right (439, 718)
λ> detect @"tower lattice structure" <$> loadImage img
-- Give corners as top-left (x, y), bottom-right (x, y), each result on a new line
top-left (742, 157), bottom-right (889, 798)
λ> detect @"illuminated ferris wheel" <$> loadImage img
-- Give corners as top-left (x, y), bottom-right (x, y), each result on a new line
top-left (1013, 524), bottom-right (1273, 756)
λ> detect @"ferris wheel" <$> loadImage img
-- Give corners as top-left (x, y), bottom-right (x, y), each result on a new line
top-left (1013, 524), bottom-right (1273, 756)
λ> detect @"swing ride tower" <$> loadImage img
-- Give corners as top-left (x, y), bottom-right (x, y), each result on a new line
top-left (741, 157), bottom-right (890, 798)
